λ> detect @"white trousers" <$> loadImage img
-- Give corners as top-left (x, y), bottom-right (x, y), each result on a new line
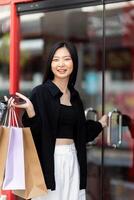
top-left (32, 143), bottom-right (86, 200)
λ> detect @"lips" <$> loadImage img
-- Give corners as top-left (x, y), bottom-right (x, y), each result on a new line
top-left (57, 69), bottom-right (67, 73)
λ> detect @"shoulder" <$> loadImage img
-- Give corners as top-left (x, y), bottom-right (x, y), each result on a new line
top-left (31, 82), bottom-right (49, 95)
top-left (29, 83), bottom-right (50, 102)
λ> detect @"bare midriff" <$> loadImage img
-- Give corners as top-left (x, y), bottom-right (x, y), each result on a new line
top-left (56, 138), bottom-right (74, 145)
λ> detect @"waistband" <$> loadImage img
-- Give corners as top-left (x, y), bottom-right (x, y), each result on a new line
top-left (54, 143), bottom-right (76, 154)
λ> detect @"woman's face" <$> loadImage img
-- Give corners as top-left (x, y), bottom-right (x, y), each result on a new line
top-left (51, 47), bottom-right (73, 81)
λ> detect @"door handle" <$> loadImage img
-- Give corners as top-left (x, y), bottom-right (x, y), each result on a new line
top-left (107, 108), bottom-right (122, 148)
top-left (85, 107), bottom-right (98, 121)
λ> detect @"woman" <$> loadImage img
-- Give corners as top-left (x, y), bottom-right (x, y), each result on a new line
top-left (9, 41), bottom-right (107, 200)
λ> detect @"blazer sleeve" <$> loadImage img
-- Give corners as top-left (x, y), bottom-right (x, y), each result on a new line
top-left (77, 92), bottom-right (103, 143)
top-left (85, 120), bottom-right (103, 142)
top-left (22, 87), bottom-right (42, 135)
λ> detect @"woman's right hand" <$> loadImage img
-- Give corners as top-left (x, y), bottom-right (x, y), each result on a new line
top-left (5, 92), bottom-right (36, 118)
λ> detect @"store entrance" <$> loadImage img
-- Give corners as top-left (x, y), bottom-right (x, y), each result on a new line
top-left (1, 0), bottom-right (134, 199)
top-left (16, 1), bottom-right (134, 200)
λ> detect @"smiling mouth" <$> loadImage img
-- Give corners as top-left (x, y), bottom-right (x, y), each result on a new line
top-left (57, 69), bottom-right (67, 73)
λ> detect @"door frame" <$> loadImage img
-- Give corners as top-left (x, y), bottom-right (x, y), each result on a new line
top-left (16, 0), bottom-right (132, 15)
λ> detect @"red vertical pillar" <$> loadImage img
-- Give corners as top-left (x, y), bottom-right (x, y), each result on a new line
top-left (9, 2), bottom-right (20, 94)
top-left (9, 5), bottom-right (20, 198)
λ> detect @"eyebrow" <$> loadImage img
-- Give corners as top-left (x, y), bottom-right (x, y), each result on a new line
top-left (53, 55), bottom-right (71, 58)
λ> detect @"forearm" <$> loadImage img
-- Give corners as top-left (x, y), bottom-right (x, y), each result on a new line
top-left (26, 104), bottom-right (36, 118)
top-left (86, 120), bottom-right (103, 142)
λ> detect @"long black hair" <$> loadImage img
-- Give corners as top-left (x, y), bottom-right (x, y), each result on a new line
top-left (43, 41), bottom-right (78, 88)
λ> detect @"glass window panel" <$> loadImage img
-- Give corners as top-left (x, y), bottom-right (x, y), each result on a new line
top-left (104, 1), bottom-right (134, 200)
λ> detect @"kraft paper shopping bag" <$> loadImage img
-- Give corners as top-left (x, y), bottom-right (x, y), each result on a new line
top-left (0, 127), bottom-right (10, 188)
top-left (13, 127), bottom-right (47, 199)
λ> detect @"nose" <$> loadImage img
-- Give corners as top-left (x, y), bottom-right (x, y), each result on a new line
top-left (58, 59), bottom-right (64, 67)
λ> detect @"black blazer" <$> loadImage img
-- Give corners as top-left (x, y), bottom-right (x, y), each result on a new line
top-left (22, 80), bottom-right (103, 190)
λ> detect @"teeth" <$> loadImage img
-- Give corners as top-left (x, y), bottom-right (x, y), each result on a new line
top-left (58, 69), bottom-right (66, 72)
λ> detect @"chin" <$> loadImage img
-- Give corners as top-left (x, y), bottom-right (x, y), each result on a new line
top-left (55, 74), bottom-right (70, 79)
top-left (57, 73), bottom-right (70, 78)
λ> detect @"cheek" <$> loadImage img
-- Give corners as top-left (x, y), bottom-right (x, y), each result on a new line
top-left (66, 60), bottom-right (73, 69)
top-left (51, 64), bottom-right (56, 72)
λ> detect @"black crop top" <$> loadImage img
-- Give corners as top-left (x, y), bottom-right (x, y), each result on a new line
top-left (56, 104), bottom-right (77, 139)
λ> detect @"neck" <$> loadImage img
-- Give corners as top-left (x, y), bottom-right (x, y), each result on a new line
top-left (52, 78), bottom-right (69, 93)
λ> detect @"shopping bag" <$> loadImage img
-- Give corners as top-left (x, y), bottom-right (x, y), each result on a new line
top-left (2, 127), bottom-right (25, 190)
top-left (13, 127), bottom-right (48, 199)
top-left (1, 107), bottom-right (25, 190)
top-left (0, 127), bottom-right (10, 188)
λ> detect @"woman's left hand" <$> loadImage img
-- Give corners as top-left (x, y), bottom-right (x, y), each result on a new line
top-left (99, 114), bottom-right (107, 128)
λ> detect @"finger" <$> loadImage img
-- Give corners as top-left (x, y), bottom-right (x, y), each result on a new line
top-left (102, 114), bottom-right (107, 120)
top-left (11, 102), bottom-right (26, 108)
top-left (8, 97), bottom-right (13, 107)
top-left (10, 98), bottom-right (16, 107)
top-left (4, 96), bottom-right (8, 102)
top-left (15, 92), bottom-right (28, 101)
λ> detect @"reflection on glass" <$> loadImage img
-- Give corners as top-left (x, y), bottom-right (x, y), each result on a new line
top-left (20, 9), bottom-right (103, 110)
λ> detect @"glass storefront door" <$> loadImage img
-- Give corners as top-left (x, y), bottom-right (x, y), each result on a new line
top-left (19, 6), bottom-right (104, 199)
top-left (17, 1), bottom-right (134, 199)
top-left (103, 2), bottom-right (134, 200)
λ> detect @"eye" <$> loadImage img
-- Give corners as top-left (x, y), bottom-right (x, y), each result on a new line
top-left (64, 57), bottom-right (71, 61)
top-left (52, 58), bottom-right (59, 62)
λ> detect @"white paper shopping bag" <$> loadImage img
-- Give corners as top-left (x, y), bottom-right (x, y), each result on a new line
top-left (2, 126), bottom-right (25, 190)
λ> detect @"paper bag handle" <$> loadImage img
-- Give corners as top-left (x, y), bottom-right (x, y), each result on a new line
top-left (3, 107), bottom-right (22, 127)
